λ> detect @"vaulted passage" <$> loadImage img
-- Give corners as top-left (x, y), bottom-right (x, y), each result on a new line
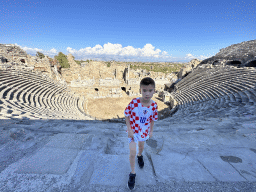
top-left (245, 60), bottom-right (256, 67)
top-left (1, 58), bottom-right (8, 63)
top-left (213, 60), bottom-right (220, 65)
top-left (226, 60), bottom-right (242, 66)
top-left (121, 87), bottom-right (126, 92)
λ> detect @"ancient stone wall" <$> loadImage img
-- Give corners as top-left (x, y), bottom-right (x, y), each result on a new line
top-left (63, 55), bottom-right (181, 99)
top-left (0, 44), bottom-right (55, 78)
top-left (198, 40), bottom-right (256, 67)
top-left (0, 44), bottom-right (29, 67)
top-left (0, 44), bottom-right (185, 100)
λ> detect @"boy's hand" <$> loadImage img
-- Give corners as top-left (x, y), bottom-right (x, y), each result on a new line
top-left (149, 131), bottom-right (153, 138)
top-left (128, 129), bottom-right (134, 139)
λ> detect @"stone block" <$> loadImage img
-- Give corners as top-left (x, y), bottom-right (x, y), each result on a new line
top-left (15, 147), bottom-right (79, 174)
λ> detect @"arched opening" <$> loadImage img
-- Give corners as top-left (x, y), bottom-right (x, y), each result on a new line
top-left (121, 87), bottom-right (126, 92)
top-left (183, 72), bottom-right (189, 78)
top-left (212, 60), bottom-right (219, 65)
top-left (245, 60), bottom-right (256, 67)
top-left (1, 57), bottom-right (8, 63)
top-left (95, 88), bottom-right (99, 91)
top-left (226, 60), bottom-right (242, 67)
top-left (20, 59), bottom-right (25, 63)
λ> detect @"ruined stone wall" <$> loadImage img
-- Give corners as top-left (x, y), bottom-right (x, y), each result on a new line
top-left (61, 56), bottom-right (129, 98)
top-left (0, 44), bottom-right (55, 76)
top-left (70, 86), bottom-right (124, 98)
top-left (62, 59), bottom-right (128, 83)
top-left (0, 44), bottom-right (179, 100)
top-left (0, 44), bottom-right (29, 67)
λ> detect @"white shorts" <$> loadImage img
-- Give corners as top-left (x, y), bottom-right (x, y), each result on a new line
top-left (127, 133), bottom-right (149, 144)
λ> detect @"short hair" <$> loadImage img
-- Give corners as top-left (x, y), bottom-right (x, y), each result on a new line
top-left (140, 77), bottom-right (155, 88)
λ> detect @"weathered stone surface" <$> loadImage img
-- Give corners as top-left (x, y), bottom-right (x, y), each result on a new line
top-left (198, 40), bottom-right (256, 67)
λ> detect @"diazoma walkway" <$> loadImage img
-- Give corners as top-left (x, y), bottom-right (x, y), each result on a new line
top-left (0, 65), bottom-right (256, 191)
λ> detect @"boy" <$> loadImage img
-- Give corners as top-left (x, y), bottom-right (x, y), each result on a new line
top-left (124, 77), bottom-right (158, 190)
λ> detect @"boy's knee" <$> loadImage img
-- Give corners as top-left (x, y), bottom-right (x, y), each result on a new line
top-left (138, 141), bottom-right (144, 147)
top-left (130, 149), bottom-right (136, 156)
top-left (129, 141), bottom-right (136, 155)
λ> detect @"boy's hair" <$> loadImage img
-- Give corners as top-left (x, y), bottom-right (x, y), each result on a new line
top-left (140, 77), bottom-right (155, 88)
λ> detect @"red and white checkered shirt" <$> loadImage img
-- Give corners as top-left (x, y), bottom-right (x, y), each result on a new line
top-left (124, 97), bottom-right (158, 140)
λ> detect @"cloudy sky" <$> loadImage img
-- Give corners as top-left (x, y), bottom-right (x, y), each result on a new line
top-left (0, 0), bottom-right (255, 62)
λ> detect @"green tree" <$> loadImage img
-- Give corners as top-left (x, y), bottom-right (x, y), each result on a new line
top-left (75, 60), bottom-right (81, 65)
top-left (106, 62), bottom-right (111, 67)
top-left (36, 52), bottom-right (45, 59)
top-left (55, 52), bottom-right (70, 68)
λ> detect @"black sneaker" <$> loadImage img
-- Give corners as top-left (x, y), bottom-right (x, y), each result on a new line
top-left (128, 172), bottom-right (136, 190)
top-left (137, 155), bottom-right (144, 168)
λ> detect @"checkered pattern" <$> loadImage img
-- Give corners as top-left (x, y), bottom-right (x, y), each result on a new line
top-left (124, 97), bottom-right (158, 141)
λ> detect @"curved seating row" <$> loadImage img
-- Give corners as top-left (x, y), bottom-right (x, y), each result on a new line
top-left (171, 66), bottom-right (256, 116)
top-left (0, 68), bottom-right (91, 120)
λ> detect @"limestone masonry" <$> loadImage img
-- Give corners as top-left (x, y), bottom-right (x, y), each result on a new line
top-left (0, 44), bottom-right (197, 101)
top-left (0, 41), bottom-right (256, 191)
top-left (1, 40), bottom-right (256, 120)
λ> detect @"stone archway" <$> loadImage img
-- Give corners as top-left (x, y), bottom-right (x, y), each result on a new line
top-left (212, 60), bottom-right (220, 65)
top-left (20, 59), bottom-right (25, 63)
top-left (121, 87), bottom-right (126, 92)
top-left (226, 60), bottom-right (242, 67)
top-left (245, 60), bottom-right (256, 67)
top-left (1, 57), bottom-right (8, 63)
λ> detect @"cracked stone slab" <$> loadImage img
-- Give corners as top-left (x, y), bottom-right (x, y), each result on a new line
top-left (14, 133), bottom-right (89, 174)
top-left (151, 152), bottom-right (215, 183)
top-left (89, 154), bottom-right (156, 186)
top-left (145, 135), bottom-right (164, 155)
top-left (105, 137), bottom-right (129, 155)
top-left (220, 148), bottom-right (256, 181)
top-left (15, 147), bottom-right (79, 174)
top-left (44, 133), bottom-right (88, 149)
top-left (198, 154), bottom-right (247, 182)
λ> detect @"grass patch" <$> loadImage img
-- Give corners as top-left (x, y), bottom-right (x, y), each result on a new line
top-left (130, 63), bottom-right (186, 73)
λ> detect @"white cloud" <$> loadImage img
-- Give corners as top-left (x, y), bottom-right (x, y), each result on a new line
top-left (67, 42), bottom-right (175, 62)
top-left (185, 53), bottom-right (195, 60)
top-left (185, 53), bottom-right (211, 61)
top-left (15, 44), bottom-right (58, 57)
top-left (15, 43), bottom-right (212, 62)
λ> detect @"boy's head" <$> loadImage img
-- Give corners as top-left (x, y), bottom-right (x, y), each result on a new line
top-left (139, 77), bottom-right (156, 101)
top-left (140, 77), bottom-right (155, 88)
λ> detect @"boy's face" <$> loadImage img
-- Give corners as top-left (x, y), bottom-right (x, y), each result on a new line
top-left (139, 84), bottom-right (155, 102)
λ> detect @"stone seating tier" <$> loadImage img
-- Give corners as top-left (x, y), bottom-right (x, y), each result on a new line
top-left (171, 66), bottom-right (256, 114)
top-left (177, 68), bottom-right (255, 95)
top-left (0, 69), bottom-right (90, 120)
top-left (175, 66), bottom-right (255, 91)
top-left (172, 67), bottom-right (256, 106)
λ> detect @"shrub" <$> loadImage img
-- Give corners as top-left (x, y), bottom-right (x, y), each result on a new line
top-left (55, 52), bottom-right (70, 68)
top-left (75, 60), bottom-right (81, 65)
top-left (36, 52), bottom-right (45, 59)
top-left (106, 62), bottom-right (111, 67)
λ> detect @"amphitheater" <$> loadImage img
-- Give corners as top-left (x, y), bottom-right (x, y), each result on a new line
top-left (0, 40), bottom-right (256, 191)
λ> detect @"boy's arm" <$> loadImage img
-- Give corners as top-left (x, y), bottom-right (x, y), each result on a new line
top-left (125, 116), bottom-right (132, 131)
top-left (150, 121), bottom-right (154, 132)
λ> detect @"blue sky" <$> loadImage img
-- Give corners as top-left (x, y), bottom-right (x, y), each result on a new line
top-left (0, 0), bottom-right (255, 62)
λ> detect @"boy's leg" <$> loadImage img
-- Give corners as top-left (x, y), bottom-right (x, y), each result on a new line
top-left (129, 140), bottom-right (136, 174)
top-left (138, 141), bottom-right (144, 156)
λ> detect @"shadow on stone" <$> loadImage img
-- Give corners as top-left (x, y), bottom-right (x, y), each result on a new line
top-left (249, 148), bottom-right (256, 154)
top-left (220, 156), bottom-right (242, 163)
top-left (146, 136), bottom-right (164, 155)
